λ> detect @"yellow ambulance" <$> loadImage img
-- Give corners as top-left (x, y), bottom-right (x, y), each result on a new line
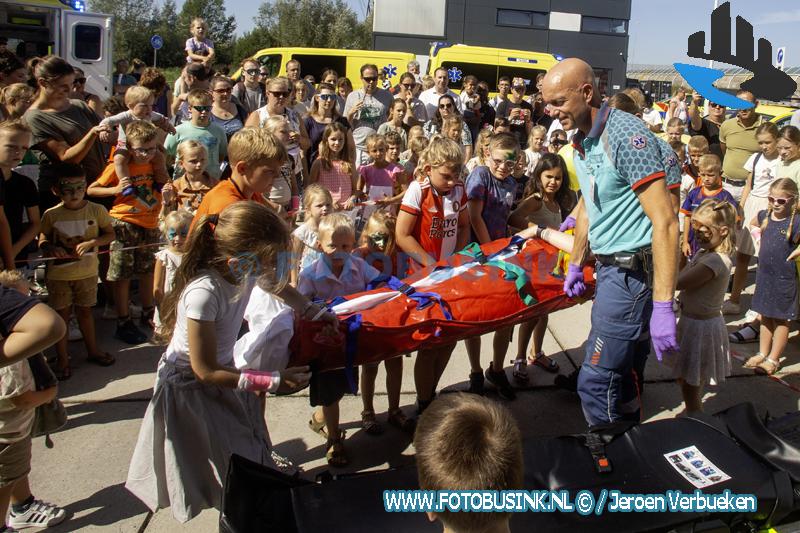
top-left (235, 47), bottom-right (415, 89)
top-left (426, 42), bottom-right (561, 96)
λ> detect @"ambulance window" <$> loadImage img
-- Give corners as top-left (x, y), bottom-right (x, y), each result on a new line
top-left (73, 24), bottom-right (101, 61)
top-left (257, 55), bottom-right (281, 77)
top-left (439, 62), bottom-right (498, 92)
top-left (292, 54), bottom-right (346, 84)
top-left (497, 67), bottom-right (546, 95)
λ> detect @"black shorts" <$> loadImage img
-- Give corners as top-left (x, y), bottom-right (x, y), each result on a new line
top-left (309, 368), bottom-right (358, 407)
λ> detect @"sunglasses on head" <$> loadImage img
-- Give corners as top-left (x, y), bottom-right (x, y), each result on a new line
top-left (362, 76), bottom-right (378, 83)
top-left (192, 105), bottom-right (211, 112)
top-left (269, 90), bottom-right (289, 98)
top-left (768, 196), bottom-right (795, 205)
top-left (245, 68), bottom-right (260, 76)
top-left (318, 93), bottom-right (336, 101)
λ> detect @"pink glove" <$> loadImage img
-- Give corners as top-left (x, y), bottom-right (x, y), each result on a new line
top-left (237, 370), bottom-right (281, 392)
top-left (559, 216), bottom-right (576, 232)
top-left (650, 300), bottom-right (679, 362)
top-left (750, 227), bottom-right (762, 243)
top-left (563, 263), bottom-right (586, 298)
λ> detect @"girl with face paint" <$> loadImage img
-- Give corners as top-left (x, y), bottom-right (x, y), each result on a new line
top-left (153, 209), bottom-right (193, 335)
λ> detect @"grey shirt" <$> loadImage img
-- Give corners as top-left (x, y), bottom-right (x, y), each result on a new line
top-left (232, 82), bottom-right (266, 115)
top-left (344, 88), bottom-right (394, 147)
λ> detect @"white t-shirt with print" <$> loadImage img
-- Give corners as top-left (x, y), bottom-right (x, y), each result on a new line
top-left (743, 152), bottom-right (780, 198)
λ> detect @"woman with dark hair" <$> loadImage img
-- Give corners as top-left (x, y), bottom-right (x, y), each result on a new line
top-left (69, 67), bottom-right (103, 117)
top-left (23, 55), bottom-right (109, 209)
top-left (209, 75), bottom-right (247, 140)
top-left (303, 82), bottom-right (353, 166)
top-left (139, 67), bottom-right (172, 119)
top-left (0, 54), bottom-right (27, 88)
top-left (422, 94), bottom-right (473, 160)
top-left (394, 71), bottom-right (427, 124)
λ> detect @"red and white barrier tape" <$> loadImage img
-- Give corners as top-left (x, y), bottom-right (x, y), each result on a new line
top-left (730, 349), bottom-right (800, 394)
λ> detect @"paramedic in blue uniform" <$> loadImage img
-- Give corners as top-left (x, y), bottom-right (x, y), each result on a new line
top-left (541, 58), bottom-right (680, 428)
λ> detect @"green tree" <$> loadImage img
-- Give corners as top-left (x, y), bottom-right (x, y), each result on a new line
top-left (149, 0), bottom-right (185, 67)
top-left (90, 0), bottom-right (157, 62)
top-left (178, 0), bottom-right (237, 66)
top-left (232, 28), bottom-right (274, 66)
top-left (255, 0), bottom-right (372, 49)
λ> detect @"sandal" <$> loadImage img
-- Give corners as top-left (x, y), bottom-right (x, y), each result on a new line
top-left (755, 358), bottom-right (780, 376)
top-left (387, 408), bottom-right (416, 435)
top-left (55, 364), bottom-right (72, 381)
top-left (528, 351), bottom-right (560, 373)
top-left (742, 352), bottom-right (766, 369)
top-left (361, 410), bottom-right (384, 435)
top-left (87, 352), bottom-right (116, 367)
top-left (511, 358), bottom-right (529, 382)
top-left (729, 324), bottom-right (759, 344)
top-left (325, 431), bottom-right (348, 467)
top-left (308, 413), bottom-right (328, 439)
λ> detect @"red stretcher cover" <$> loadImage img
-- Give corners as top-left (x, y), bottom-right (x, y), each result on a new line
top-left (288, 236), bottom-right (594, 372)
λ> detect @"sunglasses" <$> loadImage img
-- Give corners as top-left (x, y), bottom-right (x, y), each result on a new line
top-left (709, 103), bottom-right (726, 109)
top-left (213, 87), bottom-right (232, 94)
top-left (551, 139), bottom-right (567, 146)
top-left (513, 85), bottom-right (526, 91)
top-left (402, 83), bottom-right (415, 89)
top-left (269, 91), bottom-right (289, 98)
top-left (490, 157), bottom-right (516, 169)
top-left (245, 69), bottom-right (260, 76)
top-left (260, 71), bottom-right (269, 76)
top-left (318, 93), bottom-right (336, 101)
top-left (768, 196), bottom-right (795, 205)
top-left (73, 77), bottom-right (86, 84)
top-left (192, 105), bottom-right (211, 112)
top-left (362, 76), bottom-right (378, 83)
top-left (439, 103), bottom-right (454, 109)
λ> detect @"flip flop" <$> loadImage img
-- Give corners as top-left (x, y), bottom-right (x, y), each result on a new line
top-left (529, 352), bottom-right (560, 373)
top-left (87, 352), bottom-right (116, 367)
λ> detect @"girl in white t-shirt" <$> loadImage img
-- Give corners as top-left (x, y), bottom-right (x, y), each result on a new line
top-left (290, 184), bottom-right (332, 285)
top-left (153, 209), bottom-right (192, 333)
top-left (126, 202), bottom-right (310, 524)
top-left (726, 123), bottom-right (781, 313)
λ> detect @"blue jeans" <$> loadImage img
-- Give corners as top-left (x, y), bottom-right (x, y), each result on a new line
top-left (578, 263), bottom-right (652, 428)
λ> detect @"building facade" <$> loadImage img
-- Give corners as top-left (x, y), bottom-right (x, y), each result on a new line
top-left (373, 0), bottom-right (631, 94)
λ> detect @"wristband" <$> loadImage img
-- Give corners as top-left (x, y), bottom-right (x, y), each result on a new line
top-left (312, 306), bottom-right (329, 321)
top-left (237, 369), bottom-right (281, 392)
top-left (301, 300), bottom-right (314, 316)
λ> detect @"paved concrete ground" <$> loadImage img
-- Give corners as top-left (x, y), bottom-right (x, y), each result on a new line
top-left (23, 275), bottom-right (800, 532)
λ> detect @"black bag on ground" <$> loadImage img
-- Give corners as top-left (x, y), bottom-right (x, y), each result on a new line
top-left (220, 403), bottom-right (800, 533)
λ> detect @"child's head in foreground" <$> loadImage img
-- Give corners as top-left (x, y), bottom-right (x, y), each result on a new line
top-left (415, 393), bottom-right (523, 533)
top-left (228, 127), bottom-right (288, 193)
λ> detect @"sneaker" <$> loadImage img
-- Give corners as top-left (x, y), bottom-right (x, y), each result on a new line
top-left (484, 364), bottom-right (516, 401)
top-left (102, 305), bottom-right (118, 320)
top-left (467, 371), bottom-right (484, 395)
top-left (721, 300), bottom-right (741, 315)
top-left (8, 499), bottom-right (66, 529)
top-left (115, 319), bottom-right (148, 345)
top-left (67, 317), bottom-right (83, 341)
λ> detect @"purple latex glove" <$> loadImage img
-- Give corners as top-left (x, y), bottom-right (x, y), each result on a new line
top-left (650, 300), bottom-right (679, 362)
top-left (563, 263), bottom-right (586, 298)
top-left (559, 215), bottom-right (576, 232)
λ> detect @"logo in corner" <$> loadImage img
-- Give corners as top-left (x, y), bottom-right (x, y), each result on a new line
top-left (673, 2), bottom-right (797, 110)
top-left (631, 135), bottom-right (647, 150)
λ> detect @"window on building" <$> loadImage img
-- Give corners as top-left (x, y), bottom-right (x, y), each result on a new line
top-left (496, 9), bottom-right (548, 29)
top-left (581, 16), bottom-right (628, 34)
top-left (73, 24), bottom-right (101, 61)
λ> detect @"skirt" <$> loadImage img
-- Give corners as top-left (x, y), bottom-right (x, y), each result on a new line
top-left (736, 195), bottom-right (769, 256)
top-left (125, 360), bottom-right (273, 523)
top-left (666, 315), bottom-right (731, 387)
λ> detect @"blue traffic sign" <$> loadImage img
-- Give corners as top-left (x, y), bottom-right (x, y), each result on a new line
top-left (777, 49), bottom-right (784, 62)
top-left (150, 35), bottom-right (163, 50)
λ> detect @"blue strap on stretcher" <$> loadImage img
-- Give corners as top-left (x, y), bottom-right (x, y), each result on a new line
top-left (366, 275), bottom-right (453, 320)
top-left (343, 314), bottom-right (361, 393)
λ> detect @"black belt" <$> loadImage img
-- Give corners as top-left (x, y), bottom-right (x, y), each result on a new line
top-left (722, 176), bottom-right (746, 187)
top-left (595, 248), bottom-right (651, 271)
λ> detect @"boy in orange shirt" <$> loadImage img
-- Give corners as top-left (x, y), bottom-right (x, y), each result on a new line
top-left (88, 121), bottom-right (165, 344)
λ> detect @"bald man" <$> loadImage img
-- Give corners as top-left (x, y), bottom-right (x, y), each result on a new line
top-left (542, 58), bottom-right (679, 428)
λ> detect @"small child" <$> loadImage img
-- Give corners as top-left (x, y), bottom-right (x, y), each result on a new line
top-left (357, 134), bottom-right (406, 206)
top-left (548, 129), bottom-right (568, 153)
top-left (442, 115), bottom-right (468, 161)
top-left (667, 199), bottom-right (736, 413)
top-left (308, 122), bottom-right (359, 210)
top-left (354, 211), bottom-right (414, 435)
top-left (377, 100), bottom-right (409, 147)
top-left (0, 121), bottom-right (38, 269)
top-left (744, 178), bottom-right (800, 375)
top-left (493, 117), bottom-right (511, 134)
top-left (397, 137), bottom-right (469, 414)
top-left (384, 130), bottom-right (405, 165)
top-left (777, 125), bottom-right (800, 185)
top-left (300, 214), bottom-right (383, 466)
top-left (153, 209), bottom-right (192, 334)
top-left (681, 154), bottom-right (738, 259)
top-left (290, 184), bottom-right (332, 285)
top-left (99, 85), bottom-right (174, 189)
top-left (508, 154), bottom-right (576, 381)
top-left (164, 89), bottom-right (228, 180)
top-left (510, 150), bottom-right (529, 208)
top-left (415, 393), bottom-right (522, 533)
top-left (40, 164), bottom-right (116, 379)
top-left (399, 125), bottom-right (425, 162)
top-left (524, 125), bottom-right (547, 175)
top-left (685, 135), bottom-right (710, 183)
top-left (675, 139), bottom-right (695, 229)
top-left (465, 128), bottom-right (493, 173)
top-left (161, 140), bottom-right (218, 215)
top-left (0, 271), bottom-right (66, 530)
top-left (464, 132), bottom-right (519, 400)
top-left (400, 135), bottom-right (429, 181)
top-left (88, 121), bottom-right (164, 345)
top-left (262, 116), bottom-right (300, 215)
top-left (185, 17), bottom-right (214, 67)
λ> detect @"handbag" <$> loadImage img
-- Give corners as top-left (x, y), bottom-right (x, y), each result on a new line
top-left (27, 353), bottom-right (67, 448)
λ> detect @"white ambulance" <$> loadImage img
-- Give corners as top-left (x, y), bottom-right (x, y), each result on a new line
top-left (0, 0), bottom-right (113, 98)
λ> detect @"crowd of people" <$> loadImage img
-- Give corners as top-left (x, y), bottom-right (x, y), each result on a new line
top-left (0, 17), bottom-right (800, 530)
